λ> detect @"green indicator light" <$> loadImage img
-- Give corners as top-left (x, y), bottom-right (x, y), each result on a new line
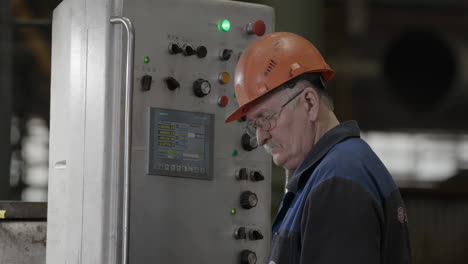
top-left (231, 149), bottom-right (238, 157)
top-left (144, 56), bottom-right (150, 63)
top-left (218, 19), bottom-right (231, 32)
top-left (230, 208), bottom-right (237, 215)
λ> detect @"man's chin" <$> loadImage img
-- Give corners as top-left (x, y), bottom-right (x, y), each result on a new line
top-left (273, 155), bottom-right (298, 170)
top-left (272, 154), bottom-right (286, 167)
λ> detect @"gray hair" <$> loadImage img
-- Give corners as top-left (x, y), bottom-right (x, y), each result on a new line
top-left (269, 73), bottom-right (334, 111)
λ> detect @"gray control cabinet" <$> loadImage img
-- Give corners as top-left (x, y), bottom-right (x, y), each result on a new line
top-left (47, 0), bottom-right (274, 263)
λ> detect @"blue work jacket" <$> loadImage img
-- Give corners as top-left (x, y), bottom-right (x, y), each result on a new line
top-left (268, 121), bottom-right (411, 264)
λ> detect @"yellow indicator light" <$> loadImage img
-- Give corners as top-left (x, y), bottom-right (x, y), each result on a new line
top-left (144, 56), bottom-right (150, 63)
top-left (219, 72), bottom-right (231, 84)
top-left (230, 208), bottom-right (237, 215)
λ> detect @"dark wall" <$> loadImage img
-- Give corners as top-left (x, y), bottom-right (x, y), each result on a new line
top-left (0, 0), bottom-right (17, 200)
top-left (403, 189), bottom-right (468, 264)
top-left (350, 5), bottom-right (468, 131)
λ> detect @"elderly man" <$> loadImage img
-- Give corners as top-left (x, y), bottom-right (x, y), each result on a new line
top-left (225, 32), bottom-right (411, 264)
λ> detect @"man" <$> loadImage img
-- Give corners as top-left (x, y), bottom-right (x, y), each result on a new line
top-left (225, 32), bottom-right (411, 264)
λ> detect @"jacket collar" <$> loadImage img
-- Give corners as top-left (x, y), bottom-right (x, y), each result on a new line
top-left (286, 120), bottom-right (361, 193)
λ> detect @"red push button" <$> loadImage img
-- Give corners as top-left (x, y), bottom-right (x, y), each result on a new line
top-left (218, 96), bottom-right (229, 107)
top-left (246, 20), bottom-right (266, 36)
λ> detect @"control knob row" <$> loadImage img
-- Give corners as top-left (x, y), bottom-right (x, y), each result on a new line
top-left (234, 227), bottom-right (264, 241)
top-left (160, 77), bottom-right (212, 96)
top-left (235, 168), bottom-right (265, 182)
top-left (168, 43), bottom-right (207, 58)
top-left (157, 78), bottom-right (228, 106)
top-left (169, 43), bottom-right (234, 61)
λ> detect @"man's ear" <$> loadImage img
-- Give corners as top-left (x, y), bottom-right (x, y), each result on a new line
top-left (303, 87), bottom-right (320, 122)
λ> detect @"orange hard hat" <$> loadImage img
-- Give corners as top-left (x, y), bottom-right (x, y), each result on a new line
top-left (225, 32), bottom-right (335, 123)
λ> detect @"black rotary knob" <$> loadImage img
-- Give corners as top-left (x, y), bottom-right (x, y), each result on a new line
top-left (164, 77), bottom-right (180, 91)
top-left (196, 46), bottom-right (208, 58)
top-left (236, 168), bottom-right (249, 181)
top-left (248, 229), bottom-right (264, 240)
top-left (240, 191), bottom-right (258, 209)
top-left (193, 79), bottom-right (211, 97)
top-left (234, 227), bottom-right (247, 240)
top-left (250, 171), bottom-right (265, 182)
top-left (219, 49), bottom-right (233, 61)
top-left (168, 43), bottom-right (182, 54)
top-left (240, 250), bottom-right (257, 264)
top-left (241, 133), bottom-right (257, 151)
top-left (183, 44), bottom-right (197, 56)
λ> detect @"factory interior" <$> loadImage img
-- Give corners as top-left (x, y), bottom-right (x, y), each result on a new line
top-left (1, 0), bottom-right (468, 263)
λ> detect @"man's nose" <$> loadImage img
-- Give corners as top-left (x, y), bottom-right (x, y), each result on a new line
top-left (256, 128), bottom-right (271, 146)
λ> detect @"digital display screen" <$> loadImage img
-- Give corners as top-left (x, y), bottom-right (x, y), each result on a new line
top-left (148, 108), bottom-right (214, 180)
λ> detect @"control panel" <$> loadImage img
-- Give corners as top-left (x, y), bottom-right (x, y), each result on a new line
top-left (125, 1), bottom-right (274, 264)
top-left (47, 0), bottom-right (274, 263)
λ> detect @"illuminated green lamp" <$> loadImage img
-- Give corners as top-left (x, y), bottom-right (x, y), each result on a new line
top-left (230, 208), bottom-right (237, 215)
top-left (144, 56), bottom-right (150, 63)
top-left (218, 19), bottom-right (231, 32)
top-left (231, 149), bottom-right (238, 157)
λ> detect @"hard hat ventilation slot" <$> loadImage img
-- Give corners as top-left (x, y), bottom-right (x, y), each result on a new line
top-left (264, 59), bottom-right (277, 76)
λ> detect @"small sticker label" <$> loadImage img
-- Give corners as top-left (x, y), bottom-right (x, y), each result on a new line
top-left (0, 210), bottom-right (6, 219)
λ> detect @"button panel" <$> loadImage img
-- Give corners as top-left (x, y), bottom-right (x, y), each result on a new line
top-left (132, 5), bottom-right (273, 264)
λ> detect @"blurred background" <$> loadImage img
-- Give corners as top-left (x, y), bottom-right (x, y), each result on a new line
top-left (1, 0), bottom-right (468, 263)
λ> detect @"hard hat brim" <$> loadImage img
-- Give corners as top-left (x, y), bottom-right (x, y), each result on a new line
top-left (225, 104), bottom-right (249, 123)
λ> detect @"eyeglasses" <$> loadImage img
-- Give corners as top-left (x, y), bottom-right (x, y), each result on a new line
top-left (245, 89), bottom-right (304, 138)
